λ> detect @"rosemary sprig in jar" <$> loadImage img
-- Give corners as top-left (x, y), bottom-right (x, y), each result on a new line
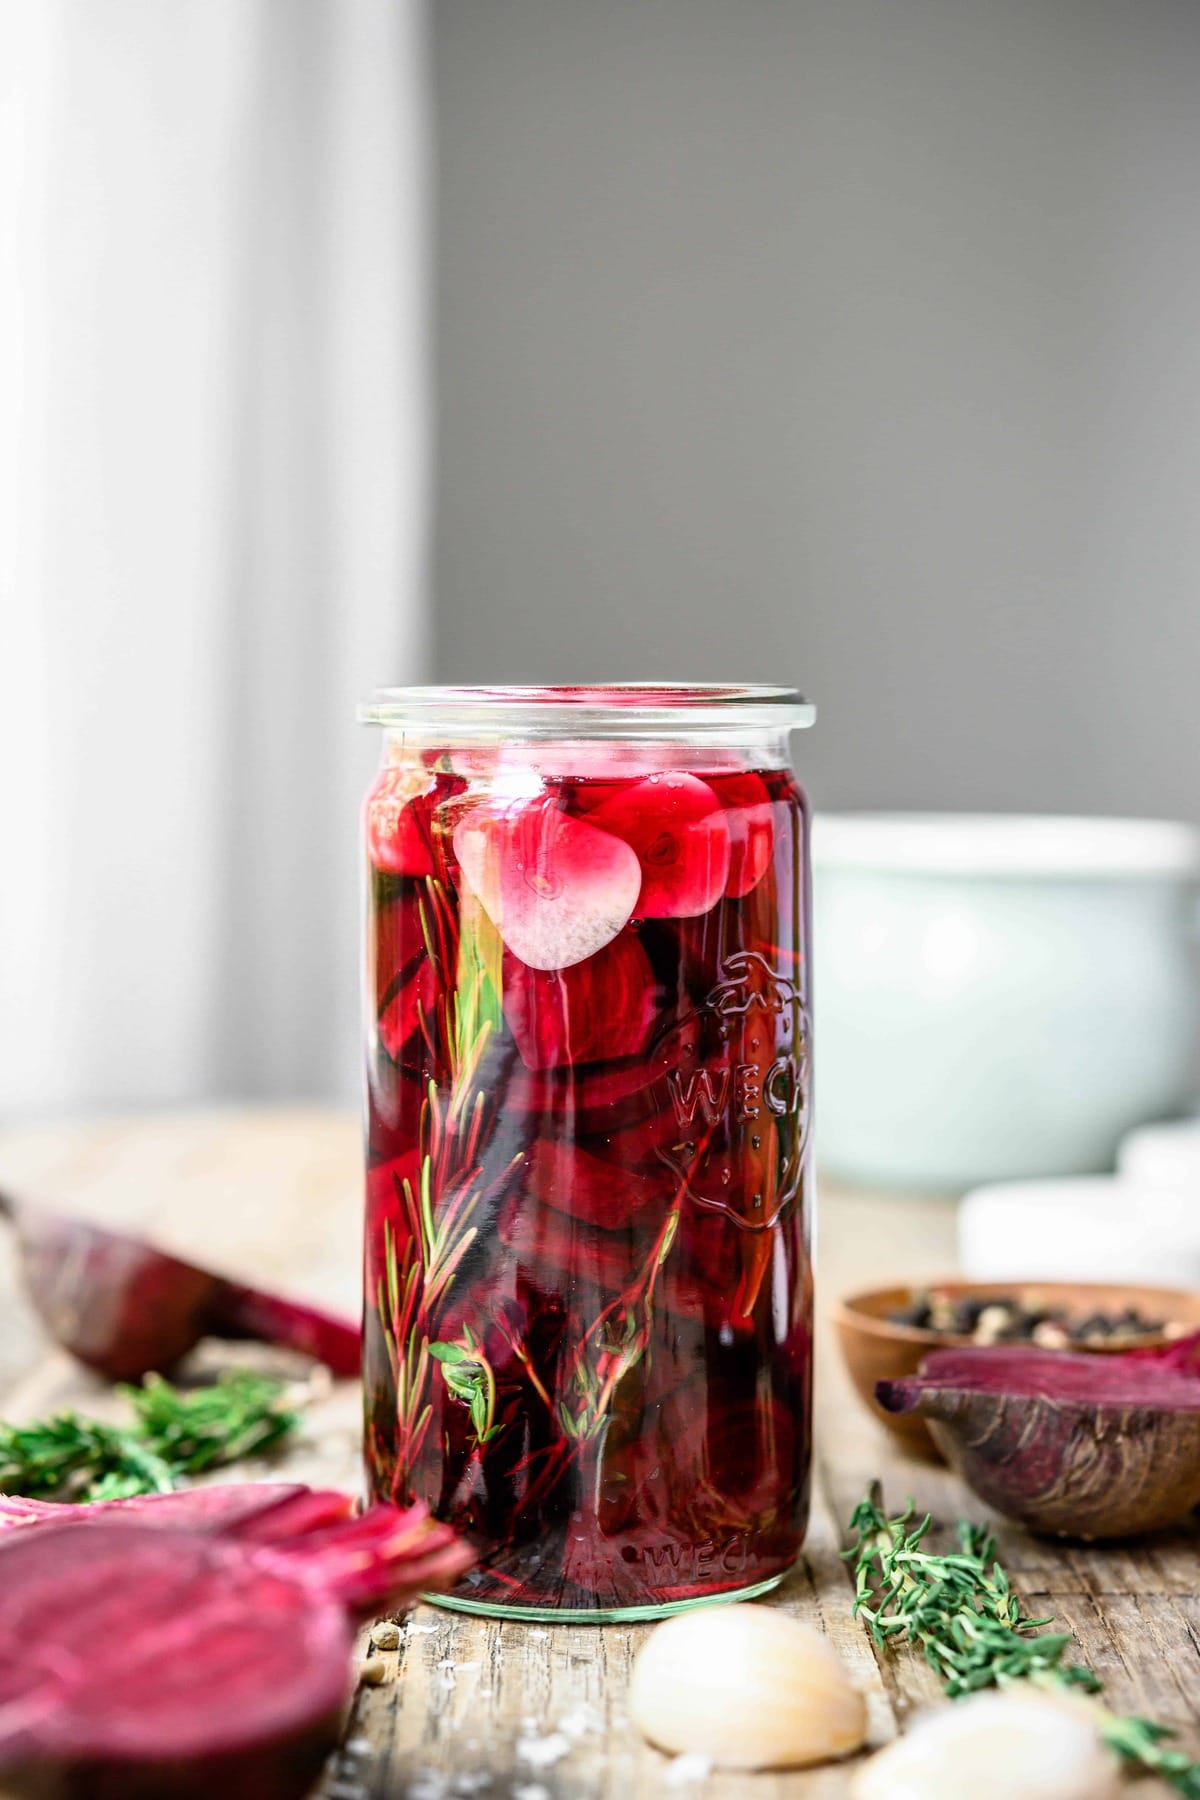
top-left (846, 1485), bottom-right (1200, 1798)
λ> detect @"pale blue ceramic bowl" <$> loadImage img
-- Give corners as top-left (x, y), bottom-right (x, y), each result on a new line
top-left (813, 814), bottom-right (1200, 1190)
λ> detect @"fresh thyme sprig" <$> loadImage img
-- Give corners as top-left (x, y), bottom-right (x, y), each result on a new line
top-left (0, 1370), bottom-right (300, 1503)
top-left (846, 1485), bottom-right (1200, 1797)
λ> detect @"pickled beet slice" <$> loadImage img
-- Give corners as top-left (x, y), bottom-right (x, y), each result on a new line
top-left (502, 932), bottom-right (657, 1070)
top-left (503, 1007), bottom-right (703, 1118)
top-left (707, 772), bottom-right (775, 897)
top-left (587, 773), bottom-right (731, 918)
top-left (453, 796), bottom-right (641, 971)
top-left (372, 892), bottom-right (438, 1067)
top-left (522, 1138), bottom-right (666, 1229)
top-left (497, 1191), bottom-right (650, 1290)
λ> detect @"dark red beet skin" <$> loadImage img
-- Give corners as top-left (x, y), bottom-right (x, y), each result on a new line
top-left (0, 1503), bottom-right (472, 1800)
top-left (0, 1194), bottom-right (361, 1382)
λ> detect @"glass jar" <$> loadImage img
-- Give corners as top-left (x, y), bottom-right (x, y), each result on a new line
top-left (358, 684), bottom-right (815, 1620)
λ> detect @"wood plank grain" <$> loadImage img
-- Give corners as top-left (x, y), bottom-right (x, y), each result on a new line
top-left (0, 1113), bottom-right (1194, 1797)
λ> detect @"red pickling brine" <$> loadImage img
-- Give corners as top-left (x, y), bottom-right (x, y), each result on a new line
top-left (359, 686), bottom-right (815, 1619)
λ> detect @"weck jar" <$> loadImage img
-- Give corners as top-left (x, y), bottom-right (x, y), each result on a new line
top-left (359, 684), bottom-right (815, 1620)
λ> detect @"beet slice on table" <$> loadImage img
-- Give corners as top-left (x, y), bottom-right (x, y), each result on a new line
top-left (0, 1502), bottom-right (472, 1800)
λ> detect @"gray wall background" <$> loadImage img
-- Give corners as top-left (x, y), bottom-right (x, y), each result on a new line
top-left (431, 0), bottom-right (1200, 820)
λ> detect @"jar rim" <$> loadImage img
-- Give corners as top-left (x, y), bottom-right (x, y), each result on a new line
top-left (358, 682), bottom-right (815, 734)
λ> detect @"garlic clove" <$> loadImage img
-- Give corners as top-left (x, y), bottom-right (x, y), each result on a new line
top-left (851, 1690), bottom-right (1121, 1800)
top-left (630, 1603), bottom-right (868, 1771)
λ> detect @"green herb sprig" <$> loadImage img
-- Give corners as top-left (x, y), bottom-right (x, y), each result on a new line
top-left (847, 1485), bottom-right (1200, 1797)
top-left (0, 1370), bottom-right (299, 1503)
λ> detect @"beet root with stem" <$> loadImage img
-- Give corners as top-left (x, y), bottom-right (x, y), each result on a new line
top-left (0, 1190), bottom-right (360, 1381)
top-left (0, 1502), bottom-right (473, 1800)
top-left (878, 1343), bottom-right (1200, 1539)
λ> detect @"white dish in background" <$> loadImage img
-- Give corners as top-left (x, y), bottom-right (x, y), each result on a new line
top-left (813, 813), bottom-right (1200, 1191)
top-left (1118, 1117), bottom-right (1200, 1190)
top-left (959, 1177), bottom-right (1200, 1287)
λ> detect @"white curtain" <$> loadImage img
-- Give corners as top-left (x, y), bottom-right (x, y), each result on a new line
top-left (0, 0), bottom-right (429, 1115)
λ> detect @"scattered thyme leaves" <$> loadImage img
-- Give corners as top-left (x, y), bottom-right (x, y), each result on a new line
top-left (0, 1370), bottom-right (299, 1503)
top-left (846, 1484), bottom-right (1200, 1797)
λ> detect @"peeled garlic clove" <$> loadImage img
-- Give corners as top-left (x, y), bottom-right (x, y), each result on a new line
top-left (630, 1603), bottom-right (868, 1771)
top-left (851, 1690), bottom-right (1121, 1800)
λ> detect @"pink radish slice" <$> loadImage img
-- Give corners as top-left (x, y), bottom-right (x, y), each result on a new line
top-left (453, 797), bottom-right (641, 971)
top-left (502, 932), bottom-right (657, 1070)
top-left (365, 767), bottom-right (438, 877)
top-left (707, 772), bottom-right (775, 897)
top-left (587, 774), bottom-right (731, 917)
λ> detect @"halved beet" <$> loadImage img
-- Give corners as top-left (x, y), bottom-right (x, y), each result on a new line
top-left (0, 1505), bottom-right (472, 1800)
top-left (453, 796), bottom-right (642, 970)
top-left (706, 772), bottom-right (775, 897)
top-left (587, 773), bottom-right (731, 918)
top-left (520, 1137), bottom-right (668, 1230)
top-left (878, 1343), bottom-right (1200, 1539)
top-left (0, 1483), bottom-right (354, 1543)
top-left (502, 931), bottom-right (657, 1070)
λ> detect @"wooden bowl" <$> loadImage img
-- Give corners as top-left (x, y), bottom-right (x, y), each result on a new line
top-left (830, 1278), bottom-right (1200, 1460)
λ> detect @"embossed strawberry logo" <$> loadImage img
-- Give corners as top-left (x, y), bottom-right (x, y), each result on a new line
top-left (588, 773), bottom-right (732, 917)
top-left (452, 796), bottom-right (642, 971)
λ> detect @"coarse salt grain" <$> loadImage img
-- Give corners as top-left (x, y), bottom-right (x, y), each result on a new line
top-left (558, 1704), bottom-right (601, 1739)
top-left (665, 1752), bottom-right (714, 1787)
top-left (515, 1731), bottom-right (571, 1769)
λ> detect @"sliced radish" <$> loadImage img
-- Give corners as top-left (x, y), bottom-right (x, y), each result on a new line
top-left (452, 797), bottom-right (641, 970)
top-left (365, 766), bottom-right (439, 876)
top-left (707, 772), bottom-right (775, 897)
top-left (502, 932), bottom-right (657, 1070)
top-left (588, 774), bottom-right (731, 918)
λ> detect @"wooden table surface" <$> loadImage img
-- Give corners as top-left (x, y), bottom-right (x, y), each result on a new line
top-left (0, 1109), bottom-right (1192, 1798)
